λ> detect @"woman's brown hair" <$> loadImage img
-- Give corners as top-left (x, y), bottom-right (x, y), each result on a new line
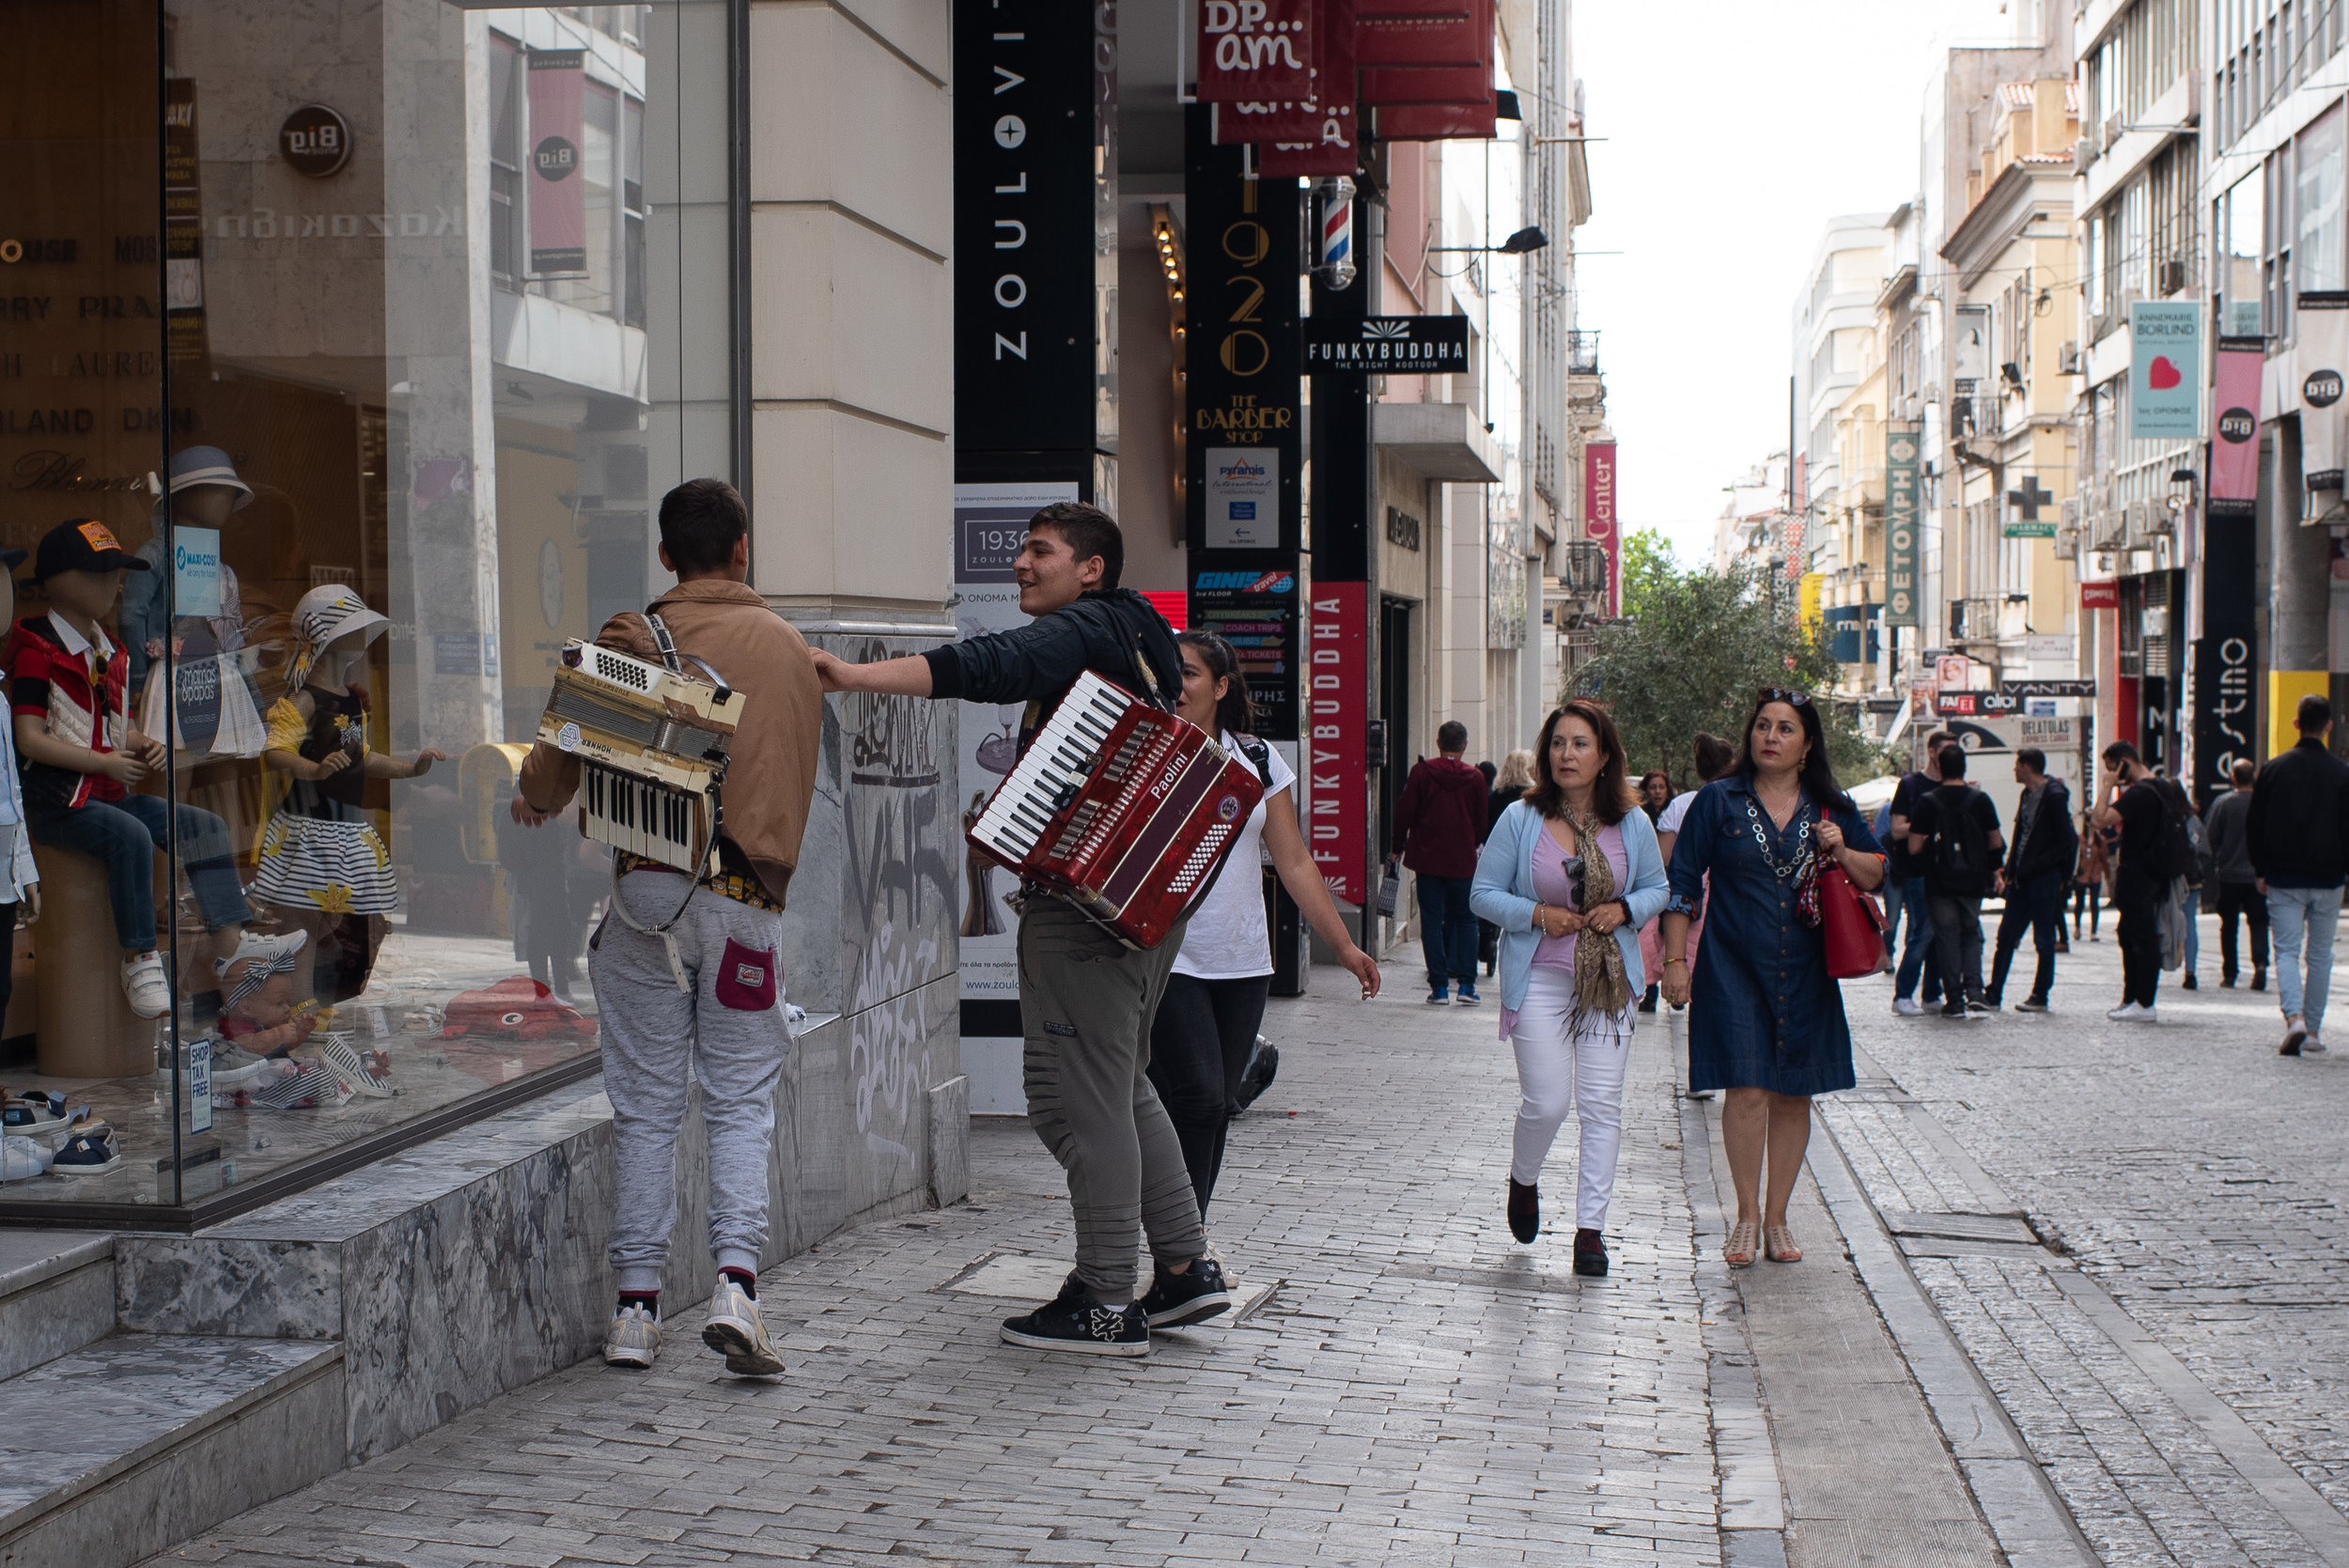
top-left (1525, 700), bottom-right (1638, 826)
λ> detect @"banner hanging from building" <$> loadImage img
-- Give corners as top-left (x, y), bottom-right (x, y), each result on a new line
top-left (2209, 338), bottom-right (2263, 519)
top-left (1196, 0), bottom-right (1315, 103)
top-left (2297, 292), bottom-right (2349, 502)
top-left (1354, 0), bottom-right (1486, 67)
top-left (1884, 423), bottom-right (1920, 628)
top-left (1582, 441), bottom-right (1618, 616)
top-left (526, 50), bottom-right (587, 277)
top-left (1306, 582), bottom-right (1368, 903)
top-left (2128, 299), bottom-right (2201, 440)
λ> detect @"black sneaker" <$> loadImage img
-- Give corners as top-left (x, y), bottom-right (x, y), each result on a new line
top-left (2182, 973), bottom-right (2199, 991)
top-left (1139, 1256), bottom-right (1236, 1328)
top-left (1001, 1287), bottom-right (1148, 1358)
top-left (2015, 997), bottom-right (2050, 1013)
top-left (1507, 1179), bottom-right (1540, 1244)
top-left (1573, 1228), bottom-right (1609, 1277)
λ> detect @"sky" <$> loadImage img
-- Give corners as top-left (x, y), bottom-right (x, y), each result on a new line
top-left (1570, 0), bottom-right (2020, 567)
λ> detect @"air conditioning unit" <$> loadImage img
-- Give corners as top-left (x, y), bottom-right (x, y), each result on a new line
top-left (2158, 257), bottom-right (2187, 295)
top-left (2060, 497), bottom-right (2080, 528)
top-left (2058, 342), bottom-right (2081, 375)
top-left (1923, 381), bottom-right (1941, 405)
top-left (2123, 501), bottom-right (2149, 540)
top-left (2056, 525), bottom-right (2082, 556)
top-left (2103, 111), bottom-right (2125, 149)
top-left (2073, 137), bottom-right (2097, 175)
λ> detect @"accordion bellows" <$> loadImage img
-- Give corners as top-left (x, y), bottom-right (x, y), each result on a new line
top-left (968, 671), bottom-right (1264, 949)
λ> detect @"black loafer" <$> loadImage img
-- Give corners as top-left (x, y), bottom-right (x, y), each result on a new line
top-left (1506, 1179), bottom-right (1539, 1244)
top-left (1573, 1228), bottom-right (1609, 1277)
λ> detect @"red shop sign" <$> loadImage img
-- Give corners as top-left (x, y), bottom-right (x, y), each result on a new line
top-left (2080, 580), bottom-right (2120, 610)
top-left (1307, 582), bottom-right (1369, 904)
top-left (1354, 0), bottom-right (1486, 68)
top-left (1196, 0), bottom-right (1315, 103)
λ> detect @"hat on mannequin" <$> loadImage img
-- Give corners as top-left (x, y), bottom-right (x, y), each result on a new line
top-left (163, 446), bottom-right (256, 510)
top-left (284, 583), bottom-right (390, 690)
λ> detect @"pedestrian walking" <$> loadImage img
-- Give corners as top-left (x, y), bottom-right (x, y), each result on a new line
top-left (509, 478), bottom-right (821, 1377)
top-left (1886, 731), bottom-right (1956, 1016)
top-left (1392, 721), bottom-right (1490, 1005)
top-left (1984, 746), bottom-right (2075, 1013)
top-left (1640, 770), bottom-right (1673, 818)
top-left (1906, 744), bottom-right (2004, 1019)
top-left (1148, 631), bottom-right (1381, 1217)
top-left (2247, 693), bottom-right (2349, 1056)
top-left (2074, 813), bottom-right (2110, 940)
top-left (1480, 750), bottom-right (1535, 978)
top-left (1470, 700), bottom-right (1670, 1279)
top-left (814, 502), bottom-right (1231, 1355)
top-left (2093, 741), bottom-right (2175, 1022)
top-left (2204, 759), bottom-right (2266, 990)
top-left (1658, 689), bottom-right (1887, 1268)
top-left (1635, 768), bottom-right (1673, 1010)
top-left (1653, 732), bottom-right (1736, 970)
top-left (2155, 772), bottom-right (2210, 988)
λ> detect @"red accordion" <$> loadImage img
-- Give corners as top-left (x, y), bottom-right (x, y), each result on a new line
top-left (967, 671), bottom-right (1266, 949)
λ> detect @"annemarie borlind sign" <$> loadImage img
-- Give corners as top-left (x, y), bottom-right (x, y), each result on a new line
top-left (1304, 315), bottom-right (1470, 374)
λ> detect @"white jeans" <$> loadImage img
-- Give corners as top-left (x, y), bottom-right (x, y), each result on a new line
top-left (1508, 966), bottom-right (1631, 1227)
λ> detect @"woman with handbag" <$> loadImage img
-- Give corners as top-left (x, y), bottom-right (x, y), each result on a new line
top-left (1470, 700), bottom-right (1670, 1278)
top-left (1657, 690), bottom-right (1886, 1268)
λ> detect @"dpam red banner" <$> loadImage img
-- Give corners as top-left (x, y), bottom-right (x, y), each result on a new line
top-left (526, 50), bottom-right (587, 276)
top-left (1307, 582), bottom-right (1368, 904)
top-left (1250, 0), bottom-right (1357, 176)
top-left (1354, 0), bottom-right (1486, 68)
top-left (1584, 441), bottom-right (1619, 616)
top-left (1197, 0), bottom-right (1315, 103)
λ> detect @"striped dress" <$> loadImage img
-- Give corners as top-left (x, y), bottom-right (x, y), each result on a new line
top-left (252, 685), bottom-right (398, 916)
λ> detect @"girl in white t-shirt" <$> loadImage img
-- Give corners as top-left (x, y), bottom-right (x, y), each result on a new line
top-left (1148, 631), bottom-right (1382, 1215)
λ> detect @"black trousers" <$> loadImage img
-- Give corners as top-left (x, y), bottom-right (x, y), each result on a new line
top-left (1145, 971), bottom-right (1273, 1218)
top-left (2214, 880), bottom-right (2269, 979)
top-left (1988, 871), bottom-right (2063, 1003)
top-left (2114, 873), bottom-right (2163, 1008)
top-left (1927, 893), bottom-right (1984, 1009)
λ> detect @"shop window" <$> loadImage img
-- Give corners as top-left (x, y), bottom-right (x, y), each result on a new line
top-left (0, 0), bottom-right (737, 1222)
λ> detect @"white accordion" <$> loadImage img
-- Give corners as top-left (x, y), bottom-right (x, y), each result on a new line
top-left (536, 634), bottom-right (744, 876)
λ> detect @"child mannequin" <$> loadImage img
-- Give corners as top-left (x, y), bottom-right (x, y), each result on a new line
top-left (0, 550), bottom-right (39, 1032)
top-left (252, 583), bottom-right (443, 1005)
top-left (10, 520), bottom-right (301, 1019)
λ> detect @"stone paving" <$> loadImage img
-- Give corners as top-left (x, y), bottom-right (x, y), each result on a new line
top-left (144, 972), bottom-right (1720, 1567)
top-left (1828, 914), bottom-right (2349, 1568)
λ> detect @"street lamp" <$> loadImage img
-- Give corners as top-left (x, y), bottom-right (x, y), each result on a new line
top-left (1428, 225), bottom-right (1550, 256)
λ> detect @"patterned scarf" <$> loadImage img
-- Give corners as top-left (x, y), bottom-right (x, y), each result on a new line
top-left (1560, 806), bottom-right (1635, 1028)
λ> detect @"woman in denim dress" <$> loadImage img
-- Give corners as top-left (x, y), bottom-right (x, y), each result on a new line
top-left (1658, 691), bottom-right (1887, 1267)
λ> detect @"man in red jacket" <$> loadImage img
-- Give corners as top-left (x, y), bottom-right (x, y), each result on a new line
top-left (1391, 721), bottom-right (1490, 1004)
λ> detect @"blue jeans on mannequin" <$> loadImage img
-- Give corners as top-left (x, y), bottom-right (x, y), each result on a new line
top-left (1416, 873), bottom-right (1480, 995)
top-left (26, 795), bottom-right (253, 951)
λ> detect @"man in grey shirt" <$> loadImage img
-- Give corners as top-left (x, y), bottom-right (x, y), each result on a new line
top-left (2204, 759), bottom-right (2265, 989)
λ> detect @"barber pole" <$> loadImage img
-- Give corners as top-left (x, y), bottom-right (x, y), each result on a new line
top-left (1317, 177), bottom-right (1355, 289)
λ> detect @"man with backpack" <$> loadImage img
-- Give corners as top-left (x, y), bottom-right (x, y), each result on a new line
top-left (1884, 729), bottom-right (1953, 1017)
top-left (2246, 694), bottom-right (2349, 1055)
top-left (1905, 743), bottom-right (2004, 1020)
top-left (2095, 741), bottom-right (2180, 1021)
top-left (1984, 746), bottom-right (2077, 1013)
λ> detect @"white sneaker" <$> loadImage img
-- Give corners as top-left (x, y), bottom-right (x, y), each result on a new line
top-left (1, 1134), bottom-right (53, 1180)
top-left (2105, 1002), bottom-right (2158, 1023)
top-left (604, 1302), bottom-right (661, 1369)
top-left (700, 1276), bottom-right (785, 1375)
top-left (228, 928), bottom-right (309, 967)
top-left (1892, 998), bottom-right (1923, 1017)
top-left (2305, 1034), bottom-right (2327, 1054)
top-left (121, 952), bottom-right (171, 1018)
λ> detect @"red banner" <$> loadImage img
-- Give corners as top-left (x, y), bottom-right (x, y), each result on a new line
top-left (1214, 0), bottom-right (1355, 145)
top-left (1360, 65), bottom-right (1488, 104)
top-left (527, 49), bottom-right (587, 276)
top-left (1583, 441), bottom-right (1619, 616)
top-left (1197, 0), bottom-right (1315, 103)
top-left (1377, 99), bottom-right (1495, 140)
top-left (2210, 341), bottom-right (2262, 519)
top-left (1307, 582), bottom-right (1368, 904)
top-left (1354, 0), bottom-right (1485, 67)
top-left (2080, 580), bottom-right (2120, 610)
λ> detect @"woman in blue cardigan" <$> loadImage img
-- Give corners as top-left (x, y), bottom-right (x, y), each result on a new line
top-left (1470, 700), bottom-right (1671, 1277)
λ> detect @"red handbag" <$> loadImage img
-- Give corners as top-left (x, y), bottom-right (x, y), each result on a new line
top-left (1817, 807), bottom-right (1889, 979)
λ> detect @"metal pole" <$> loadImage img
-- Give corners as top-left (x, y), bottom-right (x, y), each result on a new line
top-left (156, 2), bottom-right (182, 1205)
top-left (1361, 184), bottom-right (1383, 957)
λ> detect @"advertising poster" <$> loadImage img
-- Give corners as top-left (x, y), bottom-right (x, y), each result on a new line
top-left (1306, 582), bottom-right (1367, 903)
top-left (1582, 441), bottom-right (1618, 614)
top-left (2128, 299), bottom-right (2202, 440)
top-left (1191, 565), bottom-right (1301, 739)
top-left (1885, 424), bottom-right (1921, 627)
top-left (1204, 448), bottom-right (1280, 550)
top-left (2210, 340), bottom-right (2263, 519)
top-left (527, 50), bottom-right (587, 276)
top-left (2297, 293), bottom-right (2349, 497)
top-left (952, 483), bottom-right (1071, 1021)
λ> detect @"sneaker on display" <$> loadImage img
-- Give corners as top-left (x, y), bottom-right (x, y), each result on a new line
top-left (49, 1127), bottom-right (121, 1176)
top-left (229, 928), bottom-right (309, 967)
top-left (1000, 1285), bottom-right (1149, 1358)
top-left (1, 1134), bottom-right (53, 1180)
top-left (1138, 1255), bottom-right (1236, 1329)
top-left (604, 1302), bottom-right (661, 1369)
top-left (700, 1277), bottom-right (785, 1376)
top-left (120, 953), bottom-right (170, 1019)
top-left (319, 1033), bottom-right (394, 1098)
top-left (2, 1090), bottom-right (70, 1137)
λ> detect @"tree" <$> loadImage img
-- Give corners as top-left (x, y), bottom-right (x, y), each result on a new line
top-left (1569, 531), bottom-right (1890, 789)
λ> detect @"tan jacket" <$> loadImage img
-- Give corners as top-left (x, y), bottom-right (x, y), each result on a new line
top-left (518, 579), bottom-right (822, 907)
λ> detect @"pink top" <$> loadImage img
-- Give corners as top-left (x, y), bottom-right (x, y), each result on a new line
top-left (1529, 819), bottom-right (1627, 970)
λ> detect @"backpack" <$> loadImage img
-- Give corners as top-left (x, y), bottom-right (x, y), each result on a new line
top-left (1927, 784), bottom-right (1994, 894)
top-left (2184, 810), bottom-right (2214, 886)
top-left (2146, 783), bottom-right (2200, 881)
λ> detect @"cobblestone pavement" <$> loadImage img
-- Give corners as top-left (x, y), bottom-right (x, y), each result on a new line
top-left (1827, 915), bottom-right (2349, 1568)
top-left (147, 971), bottom-right (1720, 1567)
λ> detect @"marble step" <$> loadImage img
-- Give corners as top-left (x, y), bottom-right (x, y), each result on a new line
top-left (0, 1333), bottom-right (344, 1568)
top-left (0, 1230), bottom-right (115, 1383)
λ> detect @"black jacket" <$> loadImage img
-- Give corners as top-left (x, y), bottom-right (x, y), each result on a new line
top-left (2247, 737), bottom-right (2349, 886)
top-left (2005, 777), bottom-right (2077, 883)
top-left (924, 588), bottom-right (1183, 749)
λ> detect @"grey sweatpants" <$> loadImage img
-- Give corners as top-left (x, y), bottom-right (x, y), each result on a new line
top-left (593, 870), bottom-right (792, 1295)
top-left (1018, 896), bottom-right (1207, 1302)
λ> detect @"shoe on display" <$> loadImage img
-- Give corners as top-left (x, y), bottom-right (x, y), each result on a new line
top-left (229, 928), bottom-right (309, 967)
top-left (49, 1127), bottom-right (121, 1176)
top-left (700, 1277), bottom-right (785, 1376)
top-left (120, 952), bottom-right (170, 1019)
top-left (2281, 1017), bottom-right (2308, 1056)
top-left (1000, 1291), bottom-right (1149, 1358)
top-left (1892, 998), bottom-right (1923, 1017)
top-left (319, 1032), bottom-right (394, 1098)
top-left (2, 1090), bottom-right (69, 1137)
top-left (603, 1302), bottom-right (661, 1369)
top-left (210, 1043), bottom-right (293, 1088)
top-left (2, 1134), bottom-right (53, 1180)
top-left (2015, 998), bottom-right (2050, 1013)
top-left (1139, 1255), bottom-right (1236, 1328)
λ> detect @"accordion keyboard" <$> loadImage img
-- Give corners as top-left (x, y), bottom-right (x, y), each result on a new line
top-left (581, 760), bottom-right (713, 875)
top-left (972, 672), bottom-right (1133, 862)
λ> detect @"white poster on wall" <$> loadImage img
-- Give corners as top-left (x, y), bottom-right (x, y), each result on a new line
top-left (954, 482), bottom-right (1077, 1112)
top-left (1204, 447), bottom-right (1279, 549)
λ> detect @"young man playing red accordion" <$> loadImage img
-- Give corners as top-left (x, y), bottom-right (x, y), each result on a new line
top-left (813, 503), bottom-right (1232, 1356)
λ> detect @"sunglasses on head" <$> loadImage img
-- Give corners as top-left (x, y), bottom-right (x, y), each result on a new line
top-left (1757, 688), bottom-right (1812, 707)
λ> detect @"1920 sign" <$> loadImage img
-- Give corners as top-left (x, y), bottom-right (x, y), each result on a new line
top-left (1304, 314), bottom-right (1470, 373)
